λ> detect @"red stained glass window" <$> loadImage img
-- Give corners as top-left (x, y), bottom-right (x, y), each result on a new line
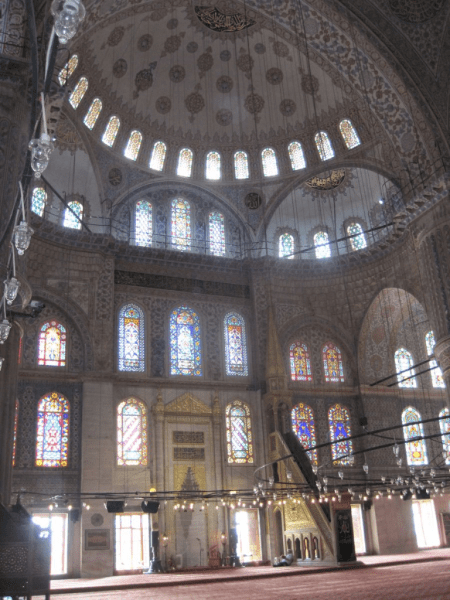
top-left (36, 392), bottom-right (69, 467)
top-left (226, 400), bottom-right (253, 464)
top-left (38, 321), bottom-right (66, 367)
top-left (290, 342), bottom-right (312, 381)
top-left (323, 343), bottom-right (344, 382)
top-left (117, 398), bottom-right (148, 466)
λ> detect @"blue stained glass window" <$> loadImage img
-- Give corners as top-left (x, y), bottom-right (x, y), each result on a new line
top-left (425, 331), bottom-right (445, 389)
top-left (31, 187), bottom-right (47, 217)
top-left (314, 231), bottom-right (331, 258)
top-left (328, 404), bottom-right (354, 466)
top-left (118, 304), bottom-right (145, 372)
top-left (226, 400), bottom-right (253, 463)
top-left (347, 222), bottom-right (367, 250)
top-left (315, 131), bottom-right (334, 161)
top-left (224, 312), bottom-right (248, 376)
top-left (402, 407), bottom-right (428, 466)
top-left (170, 306), bottom-right (202, 376)
top-left (135, 200), bottom-right (152, 247)
top-left (279, 233), bottom-right (294, 258)
top-left (63, 201), bottom-right (83, 230)
top-left (209, 211), bottom-right (225, 256)
top-left (171, 198), bottom-right (191, 251)
top-left (291, 403), bottom-right (317, 464)
top-left (290, 342), bottom-right (312, 381)
top-left (395, 348), bottom-right (417, 388)
top-left (439, 408), bottom-right (450, 465)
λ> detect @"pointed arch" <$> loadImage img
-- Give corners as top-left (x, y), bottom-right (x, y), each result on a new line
top-left (31, 187), bottom-right (47, 217)
top-left (134, 200), bottom-right (152, 247)
top-left (291, 403), bottom-right (317, 464)
top-left (339, 119), bottom-right (361, 149)
top-left (314, 231), bottom-right (331, 258)
top-left (347, 222), bottom-right (367, 250)
top-left (323, 343), bottom-right (344, 382)
top-left (425, 331), bottom-right (445, 388)
top-left (328, 403), bottom-right (353, 465)
top-left (288, 141), bottom-right (306, 170)
top-left (63, 200), bottom-right (83, 230)
top-left (226, 400), bottom-right (254, 464)
top-left (234, 150), bottom-right (249, 179)
top-left (83, 98), bottom-right (102, 129)
top-left (124, 130), bottom-right (143, 161)
top-left (224, 312), bottom-right (248, 376)
top-left (171, 198), bottom-right (191, 251)
top-left (395, 348), bottom-right (417, 388)
top-left (149, 141), bottom-right (166, 171)
top-left (102, 116), bottom-right (120, 147)
top-left (314, 131), bottom-right (334, 161)
top-left (69, 76), bottom-right (88, 109)
top-left (177, 148), bottom-right (193, 177)
top-left (170, 306), bottom-right (202, 376)
top-left (279, 233), bottom-right (294, 259)
top-left (209, 211), bottom-right (225, 256)
top-left (261, 147), bottom-right (278, 177)
top-left (117, 398), bottom-right (148, 466)
top-left (206, 151), bottom-right (221, 180)
top-left (118, 304), bottom-right (145, 372)
top-left (38, 320), bottom-right (67, 367)
top-left (402, 407), bottom-right (428, 466)
top-left (36, 392), bottom-right (70, 467)
top-left (290, 342), bottom-right (312, 381)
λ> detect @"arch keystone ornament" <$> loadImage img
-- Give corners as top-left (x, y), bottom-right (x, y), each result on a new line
top-left (165, 392), bottom-right (211, 415)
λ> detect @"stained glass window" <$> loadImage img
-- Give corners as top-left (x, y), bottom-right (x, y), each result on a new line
top-left (425, 331), bottom-right (445, 389)
top-left (170, 306), bottom-right (202, 376)
top-left (290, 342), bottom-right (312, 381)
top-left (347, 222), bottom-right (367, 251)
top-left (314, 231), bottom-right (331, 259)
top-left (291, 403), bottom-right (317, 464)
top-left (323, 343), bottom-right (344, 382)
top-left (135, 200), bottom-right (152, 247)
top-left (314, 131), bottom-right (334, 161)
top-left (63, 200), bottom-right (83, 230)
top-left (288, 141), bottom-right (306, 171)
top-left (171, 198), bottom-right (191, 251)
top-left (69, 76), bottom-right (88, 109)
top-left (209, 212), bottom-right (225, 256)
top-left (339, 119), bottom-right (361, 150)
top-left (83, 98), bottom-right (102, 130)
top-left (31, 187), bottom-right (47, 217)
top-left (226, 400), bottom-right (253, 464)
top-left (224, 312), bottom-right (248, 376)
top-left (402, 407), bottom-right (428, 466)
top-left (117, 399), bottom-right (148, 466)
top-left (12, 399), bottom-right (19, 467)
top-left (395, 348), bottom-right (417, 388)
top-left (206, 151), bottom-right (221, 180)
top-left (279, 233), bottom-right (294, 259)
top-left (58, 54), bottom-right (79, 86)
top-left (35, 392), bottom-right (69, 467)
top-left (439, 408), bottom-right (450, 464)
top-left (102, 116), bottom-right (120, 147)
top-left (38, 321), bottom-right (66, 367)
top-left (328, 404), bottom-right (354, 466)
top-left (118, 304), bottom-right (145, 372)
top-left (149, 141), bottom-right (167, 171)
top-left (124, 130), bottom-right (143, 161)
top-left (234, 151), bottom-right (249, 179)
top-left (177, 148), bottom-right (193, 177)
top-left (261, 147), bottom-right (278, 177)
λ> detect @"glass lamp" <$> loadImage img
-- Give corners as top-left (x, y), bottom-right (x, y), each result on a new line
top-left (0, 319), bottom-right (11, 344)
top-left (13, 222), bottom-right (34, 255)
top-left (51, 0), bottom-right (86, 45)
top-left (29, 133), bottom-right (54, 179)
top-left (4, 277), bottom-right (20, 305)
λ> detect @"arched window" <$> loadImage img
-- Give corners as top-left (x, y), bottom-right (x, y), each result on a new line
top-left (69, 76), bottom-right (88, 109)
top-left (328, 404), bottom-right (353, 465)
top-left (425, 331), bottom-right (445, 388)
top-left (170, 306), bottom-right (202, 376)
top-left (118, 304), bottom-right (145, 372)
top-left (117, 398), bottom-right (148, 466)
top-left (262, 147), bottom-right (278, 177)
top-left (288, 141), bottom-right (306, 171)
top-left (395, 348), bottom-right (417, 388)
top-left (124, 130), bottom-right (143, 161)
top-left (38, 321), bottom-right (66, 367)
top-left (279, 233), bottom-right (294, 259)
top-left (209, 212), bottom-right (225, 256)
top-left (347, 222), bottom-right (367, 250)
top-left (314, 231), bottom-right (331, 259)
top-left (83, 98), bottom-right (102, 130)
top-left (12, 399), bottom-right (19, 467)
top-left (63, 200), bottom-right (83, 230)
top-left (149, 141), bottom-right (166, 171)
top-left (402, 407), bottom-right (428, 466)
top-left (224, 312), bottom-right (248, 376)
top-left (234, 151), bottom-right (249, 179)
top-left (31, 187), bottom-right (47, 217)
top-left (206, 151), bottom-right (221, 180)
top-left (177, 148), bottom-right (193, 177)
top-left (439, 408), bottom-right (450, 464)
top-left (290, 342), bottom-right (312, 381)
top-left (59, 54), bottom-right (79, 86)
top-left (339, 119), bottom-right (361, 150)
top-left (291, 403), bottom-right (317, 464)
top-left (135, 200), bottom-right (152, 247)
top-left (102, 116), bottom-right (120, 147)
top-left (314, 131), bottom-right (334, 161)
top-left (226, 400), bottom-right (254, 463)
top-left (171, 198), bottom-right (191, 251)
top-left (323, 343), bottom-right (344, 382)
top-left (35, 392), bottom-right (69, 467)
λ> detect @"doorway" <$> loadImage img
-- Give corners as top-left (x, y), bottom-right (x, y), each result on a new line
top-left (412, 500), bottom-right (440, 548)
top-left (114, 513), bottom-right (150, 573)
top-left (234, 509), bottom-right (262, 562)
top-left (350, 504), bottom-right (366, 554)
top-left (32, 513), bottom-right (68, 575)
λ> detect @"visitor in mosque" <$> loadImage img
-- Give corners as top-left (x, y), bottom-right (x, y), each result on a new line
top-left (274, 551), bottom-right (294, 567)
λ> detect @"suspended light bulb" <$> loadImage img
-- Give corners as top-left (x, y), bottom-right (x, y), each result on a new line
top-left (323, 486), bottom-right (328, 494)
top-left (366, 488), bottom-right (370, 496)
top-left (4, 277), bottom-right (20, 305)
top-left (29, 133), bottom-right (54, 179)
top-left (51, 0), bottom-right (86, 45)
top-left (363, 463), bottom-right (369, 474)
top-left (316, 481), bottom-right (322, 491)
top-left (286, 470), bottom-right (292, 481)
top-left (0, 319), bottom-right (11, 344)
top-left (393, 443), bottom-right (399, 457)
top-left (381, 476), bottom-right (386, 484)
top-left (273, 493), bottom-right (277, 501)
top-left (258, 481), bottom-right (263, 489)
top-left (253, 486), bottom-right (258, 495)
top-left (338, 471), bottom-right (344, 480)
top-left (430, 469), bottom-right (436, 478)
top-left (312, 465), bottom-right (318, 475)
top-left (323, 476), bottom-right (328, 485)
top-left (14, 221), bottom-right (34, 256)
top-left (0, 357), bottom-right (4, 371)
top-left (268, 476), bottom-right (274, 486)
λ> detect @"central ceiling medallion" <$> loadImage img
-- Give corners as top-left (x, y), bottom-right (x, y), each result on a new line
top-left (305, 169), bottom-right (346, 191)
top-left (195, 4), bottom-right (256, 32)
